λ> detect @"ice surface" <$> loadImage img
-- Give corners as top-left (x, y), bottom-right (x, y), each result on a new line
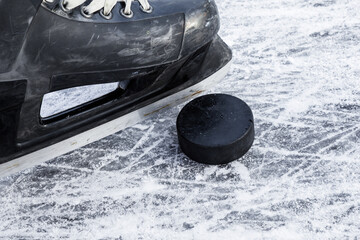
top-left (40, 83), bottom-right (118, 118)
top-left (1, 0), bottom-right (360, 239)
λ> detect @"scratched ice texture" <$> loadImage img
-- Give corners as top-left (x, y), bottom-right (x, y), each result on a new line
top-left (1, 0), bottom-right (360, 239)
top-left (40, 83), bottom-right (118, 118)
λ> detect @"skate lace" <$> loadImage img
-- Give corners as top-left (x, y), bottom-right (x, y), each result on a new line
top-left (54, 0), bottom-right (152, 18)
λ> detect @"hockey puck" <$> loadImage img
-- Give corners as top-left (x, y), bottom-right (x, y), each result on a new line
top-left (176, 94), bottom-right (254, 165)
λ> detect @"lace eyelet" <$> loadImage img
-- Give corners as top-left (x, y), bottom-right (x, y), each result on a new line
top-left (81, 6), bottom-right (93, 18)
top-left (100, 9), bottom-right (113, 20)
top-left (120, 8), bottom-right (134, 18)
top-left (140, 5), bottom-right (153, 14)
top-left (60, 0), bottom-right (72, 13)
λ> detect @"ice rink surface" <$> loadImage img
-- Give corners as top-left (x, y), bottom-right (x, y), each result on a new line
top-left (1, 0), bottom-right (360, 239)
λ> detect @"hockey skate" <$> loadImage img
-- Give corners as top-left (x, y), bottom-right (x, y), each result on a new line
top-left (0, 0), bottom-right (232, 176)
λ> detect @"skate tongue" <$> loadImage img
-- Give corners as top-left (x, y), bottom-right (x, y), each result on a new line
top-left (63, 0), bottom-right (152, 16)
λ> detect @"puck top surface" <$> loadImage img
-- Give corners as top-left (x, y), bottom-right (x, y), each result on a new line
top-left (177, 94), bottom-right (253, 148)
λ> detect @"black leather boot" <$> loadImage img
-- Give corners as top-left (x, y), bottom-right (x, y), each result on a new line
top-left (0, 0), bottom-right (232, 172)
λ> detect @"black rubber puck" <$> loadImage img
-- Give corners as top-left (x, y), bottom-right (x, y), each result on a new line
top-left (176, 94), bottom-right (254, 165)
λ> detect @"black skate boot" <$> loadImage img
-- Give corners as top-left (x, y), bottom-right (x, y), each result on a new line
top-left (0, 0), bottom-right (232, 176)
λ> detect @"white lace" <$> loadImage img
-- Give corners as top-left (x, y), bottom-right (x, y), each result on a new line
top-left (60, 0), bottom-right (151, 16)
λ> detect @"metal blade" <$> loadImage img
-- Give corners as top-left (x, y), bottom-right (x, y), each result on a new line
top-left (0, 61), bottom-right (231, 178)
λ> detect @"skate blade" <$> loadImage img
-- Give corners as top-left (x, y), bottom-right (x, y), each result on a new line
top-left (0, 61), bottom-right (231, 178)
